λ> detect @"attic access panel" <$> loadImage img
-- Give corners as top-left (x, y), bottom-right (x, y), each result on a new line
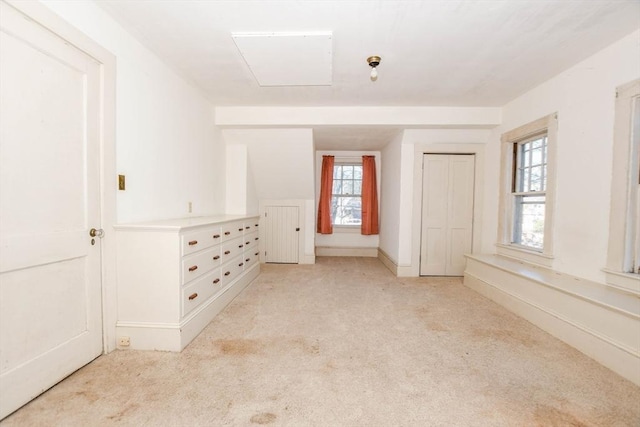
top-left (232, 31), bottom-right (332, 87)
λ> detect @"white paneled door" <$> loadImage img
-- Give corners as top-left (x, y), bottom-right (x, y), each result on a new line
top-left (0, 2), bottom-right (103, 418)
top-left (264, 206), bottom-right (299, 263)
top-left (420, 154), bottom-right (475, 276)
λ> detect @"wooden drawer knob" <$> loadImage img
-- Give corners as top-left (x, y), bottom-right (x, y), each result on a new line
top-left (188, 293), bottom-right (198, 300)
top-left (188, 240), bottom-right (198, 246)
top-left (213, 234), bottom-right (220, 239)
top-left (238, 228), bottom-right (243, 232)
top-left (224, 250), bottom-right (231, 255)
top-left (213, 255), bottom-right (220, 260)
top-left (188, 265), bottom-right (198, 272)
top-left (238, 244), bottom-right (244, 248)
top-left (224, 271), bottom-right (231, 276)
top-left (238, 262), bottom-right (244, 267)
top-left (245, 258), bottom-right (250, 262)
top-left (213, 278), bottom-right (220, 284)
top-left (224, 231), bottom-right (231, 236)
top-left (245, 226), bottom-right (250, 230)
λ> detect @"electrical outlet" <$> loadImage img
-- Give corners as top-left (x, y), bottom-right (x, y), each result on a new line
top-left (118, 175), bottom-right (126, 191)
top-left (118, 336), bottom-right (130, 347)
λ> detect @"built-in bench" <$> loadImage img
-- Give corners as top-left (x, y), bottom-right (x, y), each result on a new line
top-left (464, 254), bottom-right (640, 386)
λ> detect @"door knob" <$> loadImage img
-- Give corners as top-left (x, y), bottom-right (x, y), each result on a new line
top-left (89, 228), bottom-right (104, 238)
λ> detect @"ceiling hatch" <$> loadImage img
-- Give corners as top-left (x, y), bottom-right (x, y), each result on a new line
top-left (232, 31), bottom-right (332, 87)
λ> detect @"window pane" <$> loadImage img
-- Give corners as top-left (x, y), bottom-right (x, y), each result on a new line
top-left (513, 195), bottom-right (545, 249)
top-left (354, 166), bottom-right (363, 179)
top-left (333, 165), bottom-right (341, 179)
top-left (531, 138), bottom-right (543, 149)
top-left (531, 147), bottom-right (542, 166)
top-left (342, 166), bottom-right (353, 179)
top-left (354, 180), bottom-right (362, 195)
top-left (332, 180), bottom-right (342, 195)
top-left (332, 196), bottom-right (361, 225)
top-left (530, 166), bottom-right (543, 191)
top-left (520, 168), bottom-right (530, 192)
top-left (343, 180), bottom-right (353, 194)
top-left (523, 149), bottom-right (530, 168)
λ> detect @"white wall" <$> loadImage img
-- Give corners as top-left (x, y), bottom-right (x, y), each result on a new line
top-left (41, 0), bottom-right (223, 223)
top-left (379, 132), bottom-right (404, 262)
top-left (315, 151), bottom-right (381, 251)
top-left (489, 30), bottom-right (640, 282)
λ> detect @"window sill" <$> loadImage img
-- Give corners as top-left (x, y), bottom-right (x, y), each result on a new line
top-left (495, 243), bottom-right (554, 268)
top-left (603, 269), bottom-right (640, 296)
top-left (332, 225), bottom-right (361, 233)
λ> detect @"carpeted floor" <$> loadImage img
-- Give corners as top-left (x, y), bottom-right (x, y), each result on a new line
top-left (2, 257), bottom-right (639, 426)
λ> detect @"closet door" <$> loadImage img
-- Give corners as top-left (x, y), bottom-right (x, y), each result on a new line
top-left (420, 154), bottom-right (474, 276)
top-left (264, 206), bottom-right (299, 264)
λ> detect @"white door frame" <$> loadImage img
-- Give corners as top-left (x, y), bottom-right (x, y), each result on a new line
top-left (410, 143), bottom-right (485, 277)
top-left (6, 0), bottom-right (118, 352)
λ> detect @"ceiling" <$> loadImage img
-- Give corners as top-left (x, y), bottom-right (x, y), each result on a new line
top-left (95, 1), bottom-right (638, 150)
top-left (96, 0), bottom-right (639, 108)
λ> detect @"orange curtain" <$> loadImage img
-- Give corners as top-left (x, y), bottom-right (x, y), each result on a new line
top-left (361, 155), bottom-right (379, 235)
top-left (317, 155), bottom-right (334, 234)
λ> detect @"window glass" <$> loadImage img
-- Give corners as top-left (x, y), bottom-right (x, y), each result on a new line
top-left (331, 164), bottom-right (362, 225)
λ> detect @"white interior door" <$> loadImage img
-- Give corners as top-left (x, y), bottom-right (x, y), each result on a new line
top-left (420, 154), bottom-right (474, 276)
top-left (0, 2), bottom-right (103, 418)
top-left (264, 206), bottom-right (299, 263)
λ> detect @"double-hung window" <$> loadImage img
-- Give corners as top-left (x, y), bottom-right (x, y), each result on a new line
top-left (332, 164), bottom-right (362, 226)
top-left (512, 134), bottom-right (548, 250)
top-left (498, 113), bottom-right (557, 265)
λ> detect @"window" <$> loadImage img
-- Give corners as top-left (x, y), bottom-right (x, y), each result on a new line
top-left (512, 134), bottom-right (548, 250)
top-left (605, 79), bottom-right (640, 290)
top-left (332, 164), bottom-right (362, 225)
top-left (498, 113), bottom-right (557, 265)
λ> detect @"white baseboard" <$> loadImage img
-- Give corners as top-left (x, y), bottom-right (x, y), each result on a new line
top-left (377, 248), bottom-right (397, 275)
top-left (116, 264), bottom-right (260, 352)
top-left (315, 246), bottom-right (377, 257)
top-left (301, 254), bottom-right (316, 264)
top-left (463, 260), bottom-right (640, 386)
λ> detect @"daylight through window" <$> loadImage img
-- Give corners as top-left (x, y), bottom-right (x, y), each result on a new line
top-left (332, 164), bottom-right (362, 225)
top-left (512, 134), bottom-right (548, 250)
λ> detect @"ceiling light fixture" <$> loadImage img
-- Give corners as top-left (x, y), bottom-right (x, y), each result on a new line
top-left (367, 55), bottom-right (381, 81)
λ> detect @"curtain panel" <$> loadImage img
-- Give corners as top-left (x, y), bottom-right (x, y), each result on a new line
top-left (317, 155), bottom-right (334, 234)
top-left (361, 155), bottom-right (379, 235)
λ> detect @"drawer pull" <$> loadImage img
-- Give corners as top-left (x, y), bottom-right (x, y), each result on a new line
top-left (224, 271), bottom-right (231, 276)
top-left (245, 241), bottom-right (251, 245)
top-left (213, 234), bottom-right (221, 239)
top-left (213, 255), bottom-right (220, 260)
top-left (224, 231), bottom-right (231, 236)
top-left (245, 226), bottom-right (250, 230)
top-left (213, 278), bottom-right (220, 284)
top-left (188, 240), bottom-right (198, 246)
top-left (188, 293), bottom-right (198, 300)
top-left (239, 262), bottom-right (244, 267)
top-left (245, 258), bottom-right (250, 262)
top-left (238, 228), bottom-right (243, 232)
top-left (239, 244), bottom-right (244, 248)
top-left (188, 265), bottom-right (198, 272)
top-left (224, 250), bottom-right (231, 255)
top-left (255, 224), bottom-right (258, 227)
top-left (255, 237), bottom-right (259, 241)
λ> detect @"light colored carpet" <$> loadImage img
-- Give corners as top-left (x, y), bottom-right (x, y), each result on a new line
top-left (2, 257), bottom-right (639, 426)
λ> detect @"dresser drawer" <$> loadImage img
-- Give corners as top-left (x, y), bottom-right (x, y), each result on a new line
top-left (244, 220), bottom-right (260, 233)
top-left (182, 268), bottom-right (222, 317)
top-left (221, 221), bottom-right (244, 242)
top-left (244, 231), bottom-right (259, 252)
top-left (220, 257), bottom-right (244, 288)
top-left (181, 226), bottom-right (222, 256)
top-left (243, 252), bottom-right (259, 270)
top-left (181, 245), bottom-right (222, 285)
top-left (221, 236), bottom-right (245, 262)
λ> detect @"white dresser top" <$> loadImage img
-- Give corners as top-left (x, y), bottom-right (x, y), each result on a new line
top-left (114, 214), bottom-right (259, 231)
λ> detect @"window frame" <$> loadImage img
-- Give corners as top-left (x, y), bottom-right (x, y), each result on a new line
top-left (497, 113), bottom-right (558, 266)
top-left (604, 79), bottom-right (640, 294)
top-left (331, 162), bottom-right (363, 228)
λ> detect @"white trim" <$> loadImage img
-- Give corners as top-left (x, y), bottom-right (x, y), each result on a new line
top-left (498, 113), bottom-right (557, 262)
top-left (316, 246), bottom-right (377, 257)
top-left (377, 248), bottom-right (397, 275)
top-left (603, 269), bottom-right (640, 296)
top-left (5, 0), bottom-right (117, 353)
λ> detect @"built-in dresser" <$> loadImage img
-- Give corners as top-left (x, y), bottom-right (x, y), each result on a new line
top-left (114, 215), bottom-right (260, 351)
